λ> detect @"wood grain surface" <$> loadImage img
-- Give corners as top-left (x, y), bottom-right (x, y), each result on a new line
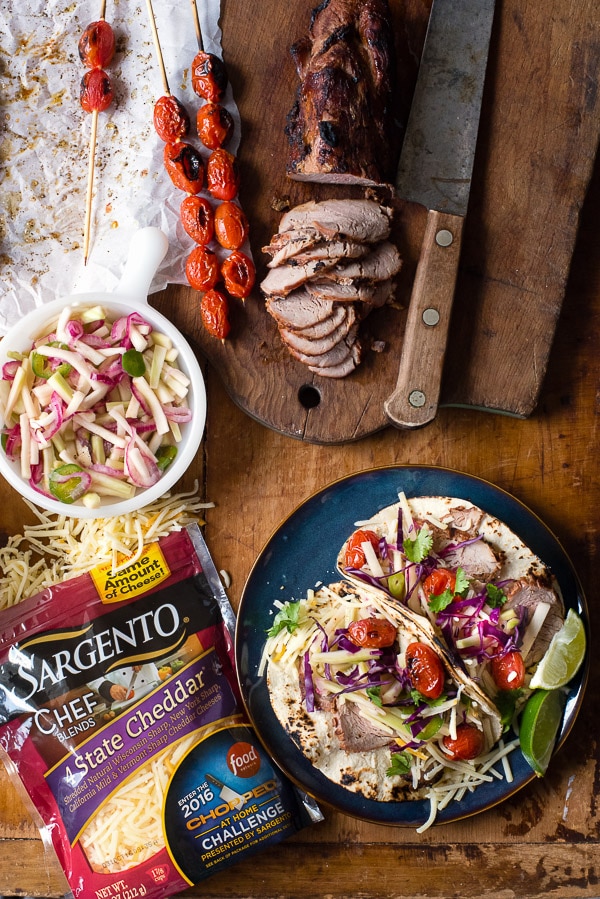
top-left (0, 0), bottom-right (599, 896)
top-left (180, 0), bottom-right (598, 443)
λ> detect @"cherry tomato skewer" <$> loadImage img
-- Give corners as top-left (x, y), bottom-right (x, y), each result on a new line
top-left (79, 8), bottom-right (115, 266)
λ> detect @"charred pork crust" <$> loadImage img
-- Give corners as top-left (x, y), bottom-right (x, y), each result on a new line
top-left (285, 0), bottom-right (401, 185)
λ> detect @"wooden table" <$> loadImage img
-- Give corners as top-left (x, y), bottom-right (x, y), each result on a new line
top-left (1, 0), bottom-right (599, 896)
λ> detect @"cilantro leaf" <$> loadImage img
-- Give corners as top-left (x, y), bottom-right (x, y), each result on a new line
top-left (386, 752), bottom-right (412, 777)
top-left (403, 529), bottom-right (433, 563)
top-left (366, 686), bottom-right (383, 707)
top-left (428, 589), bottom-right (454, 612)
top-left (267, 601), bottom-right (300, 637)
top-left (410, 688), bottom-right (446, 707)
top-left (493, 688), bottom-right (522, 731)
top-left (486, 583), bottom-right (507, 608)
top-left (454, 567), bottom-right (470, 596)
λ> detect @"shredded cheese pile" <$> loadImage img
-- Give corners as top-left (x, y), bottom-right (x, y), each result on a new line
top-left (0, 482), bottom-right (213, 610)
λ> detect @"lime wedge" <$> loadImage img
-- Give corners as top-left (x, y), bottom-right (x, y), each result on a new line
top-left (529, 609), bottom-right (586, 690)
top-left (520, 688), bottom-right (565, 776)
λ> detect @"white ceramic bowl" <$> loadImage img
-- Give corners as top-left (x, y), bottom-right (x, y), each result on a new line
top-left (0, 228), bottom-right (206, 519)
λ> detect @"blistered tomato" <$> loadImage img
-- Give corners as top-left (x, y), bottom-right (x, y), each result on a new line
top-left (206, 148), bottom-right (240, 200)
top-left (80, 69), bottom-right (114, 113)
top-left (153, 94), bottom-right (190, 143)
top-left (200, 289), bottom-right (231, 340)
top-left (163, 142), bottom-right (204, 194)
top-left (78, 20), bottom-right (115, 69)
top-left (185, 246), bottom-right (220, 291)
top-left (442, 724), bottom-right (485, 760)
top-left (221, 251), bottom-right (255, 299)
top-left (180, 196), bottom-right (214, 245)
top-left (490, 650), bottom-right (525, 691)
top-left (214, 201), bottom-right (248, 250)
top-left (347, 618), bottom-right (397, 649)
top-left (423, 568), bottom-right (457, 598)
top-left (405, 642), bottom-right (445, 699)
top-left (191, 51), bottom-right (228, 103)
top-left (343, 528), bottom-right (380, 569)
top-left (197, 102), bottom-right (234, 150)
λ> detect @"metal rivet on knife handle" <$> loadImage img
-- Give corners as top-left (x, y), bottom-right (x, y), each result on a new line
top-left (436, 229), bottom-right (454, 247)
top-left (409, 390), bottom-right (427, 408)
top-left (422, 308), bottom-right (440, 326)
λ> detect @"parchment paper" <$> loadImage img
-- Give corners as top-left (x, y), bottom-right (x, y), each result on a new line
top-left (0, 0), bottom-right (239, 333)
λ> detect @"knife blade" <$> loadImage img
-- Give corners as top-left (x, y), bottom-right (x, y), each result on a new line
top-left (205, 772), bottom-right (247, 808)
top-left (125, 667), bottom-right (140, 699)
top-left (384, 0), bottom-right (496, 428)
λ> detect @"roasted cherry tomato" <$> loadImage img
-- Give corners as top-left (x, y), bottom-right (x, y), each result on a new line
top-left (163, 141), bottom-right (204, 194)
top-left (180, 196), bottom-right (214, 245)
top-left (78, 20), bottom-right (115, 69)
top-left (347, 617), bottom-right (396, 649)
top-left (213, 201), bottom-right (248, 250)
top-left (153, 94), bottom-right (190, 143)
top-left (405, 642), bottom-right (445, 699)
top-left (221, 251), bottom-right (255, 298)
top-left (200, 288), bottom-right (231, 340)
top-left (343, 528), bottom-right (380, 569)
top-left (80, 69), bottom-right (113, 113)
top-left (206, 148), bottom-right (240, 200)
top-left (490, 650), bottom-right (525, 691)
top-left (185, 245), bottom-right (220, 291)
top-left (442, 724), bottom-right (485, 760)
top-left (196, 102), bottom-right (234, 150)
top-left (191, 51), bottom-right (228, 103)
top-left (423, 568), bottom-right (457, 598)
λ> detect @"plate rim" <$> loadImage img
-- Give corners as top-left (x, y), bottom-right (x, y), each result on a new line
top-left (234, 464), bottom-right (590, 827)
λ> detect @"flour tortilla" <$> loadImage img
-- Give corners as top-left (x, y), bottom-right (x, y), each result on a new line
top-left (266, 581), bottom-right (503, 803)
top-left (338, 495), bottom-right (552, 584)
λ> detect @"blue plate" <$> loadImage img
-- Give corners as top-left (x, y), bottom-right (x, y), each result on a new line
top-left (235, 466), bottom-right (589, 826)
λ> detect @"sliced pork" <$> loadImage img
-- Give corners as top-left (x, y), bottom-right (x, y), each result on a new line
top-left (319, 241), bottom-right (402, 283)
top-left (504, 577), bottom-right (565, 664)
top-left (333, 697), bottom-right (392, 752)
top-left (266, 291), bottom-right (336, 329)
top-left (285, 0), bottom-right (400, 185)
top-left (280, 310), bottom-right (356, 356)
top-left (261, 198), bottom-right (401, 379)
top-left (277, 198), bottom-right (392, 242)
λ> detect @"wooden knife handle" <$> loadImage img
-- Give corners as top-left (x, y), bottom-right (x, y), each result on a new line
top-left (384, 208), bottom-right (465, 429)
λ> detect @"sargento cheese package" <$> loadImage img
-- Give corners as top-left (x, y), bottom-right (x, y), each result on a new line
top-left (0, 524), bottom-right (321, 898)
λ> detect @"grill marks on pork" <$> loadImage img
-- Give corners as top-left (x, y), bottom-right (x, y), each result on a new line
top-left (261, 198), bottom-right (401, 378)
top-left (285, 0), bottom-right (400, 185)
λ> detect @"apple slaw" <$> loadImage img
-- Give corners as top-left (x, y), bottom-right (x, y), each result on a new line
top-left (0, 304), bottom-right (192, 508)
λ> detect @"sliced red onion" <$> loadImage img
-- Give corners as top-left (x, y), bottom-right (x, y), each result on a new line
top-left (1, 360), bottom-right (20, 381)
top-left (65, 319), bottom-right (84, 344)
top-left (124, 438), bottom-right (161, 488)
top-left (162, 404), bottom-right (193, 423)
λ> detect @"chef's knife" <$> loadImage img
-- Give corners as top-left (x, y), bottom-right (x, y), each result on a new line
top-left (125, 668), bottom-right (140, 699)
top-left (205, 772), bottom-right (248, 808)
top-left (384, 0), bottom-right (496, 428)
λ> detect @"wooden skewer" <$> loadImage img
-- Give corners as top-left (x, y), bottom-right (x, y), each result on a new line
top-left (83, 108), bottom-right (98, 266)
top-left (83, 0), bottom-right (109, 266)
top-left (188, 0), bottom-right (204, 51)
top-left (145, 0), bottom-right (171, 95)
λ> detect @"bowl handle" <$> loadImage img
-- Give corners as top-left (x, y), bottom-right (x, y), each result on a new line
top-left (115, 228), bottom-right (169, 302)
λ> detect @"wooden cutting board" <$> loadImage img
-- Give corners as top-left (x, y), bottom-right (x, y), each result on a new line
top-left (157, 0), bottom-right (600, 444)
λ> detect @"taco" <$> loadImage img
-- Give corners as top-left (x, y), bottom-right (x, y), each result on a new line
top-left (262, 580), bottom-right (506, 821)
top-left (337, 494), bottom-right (566, 705)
